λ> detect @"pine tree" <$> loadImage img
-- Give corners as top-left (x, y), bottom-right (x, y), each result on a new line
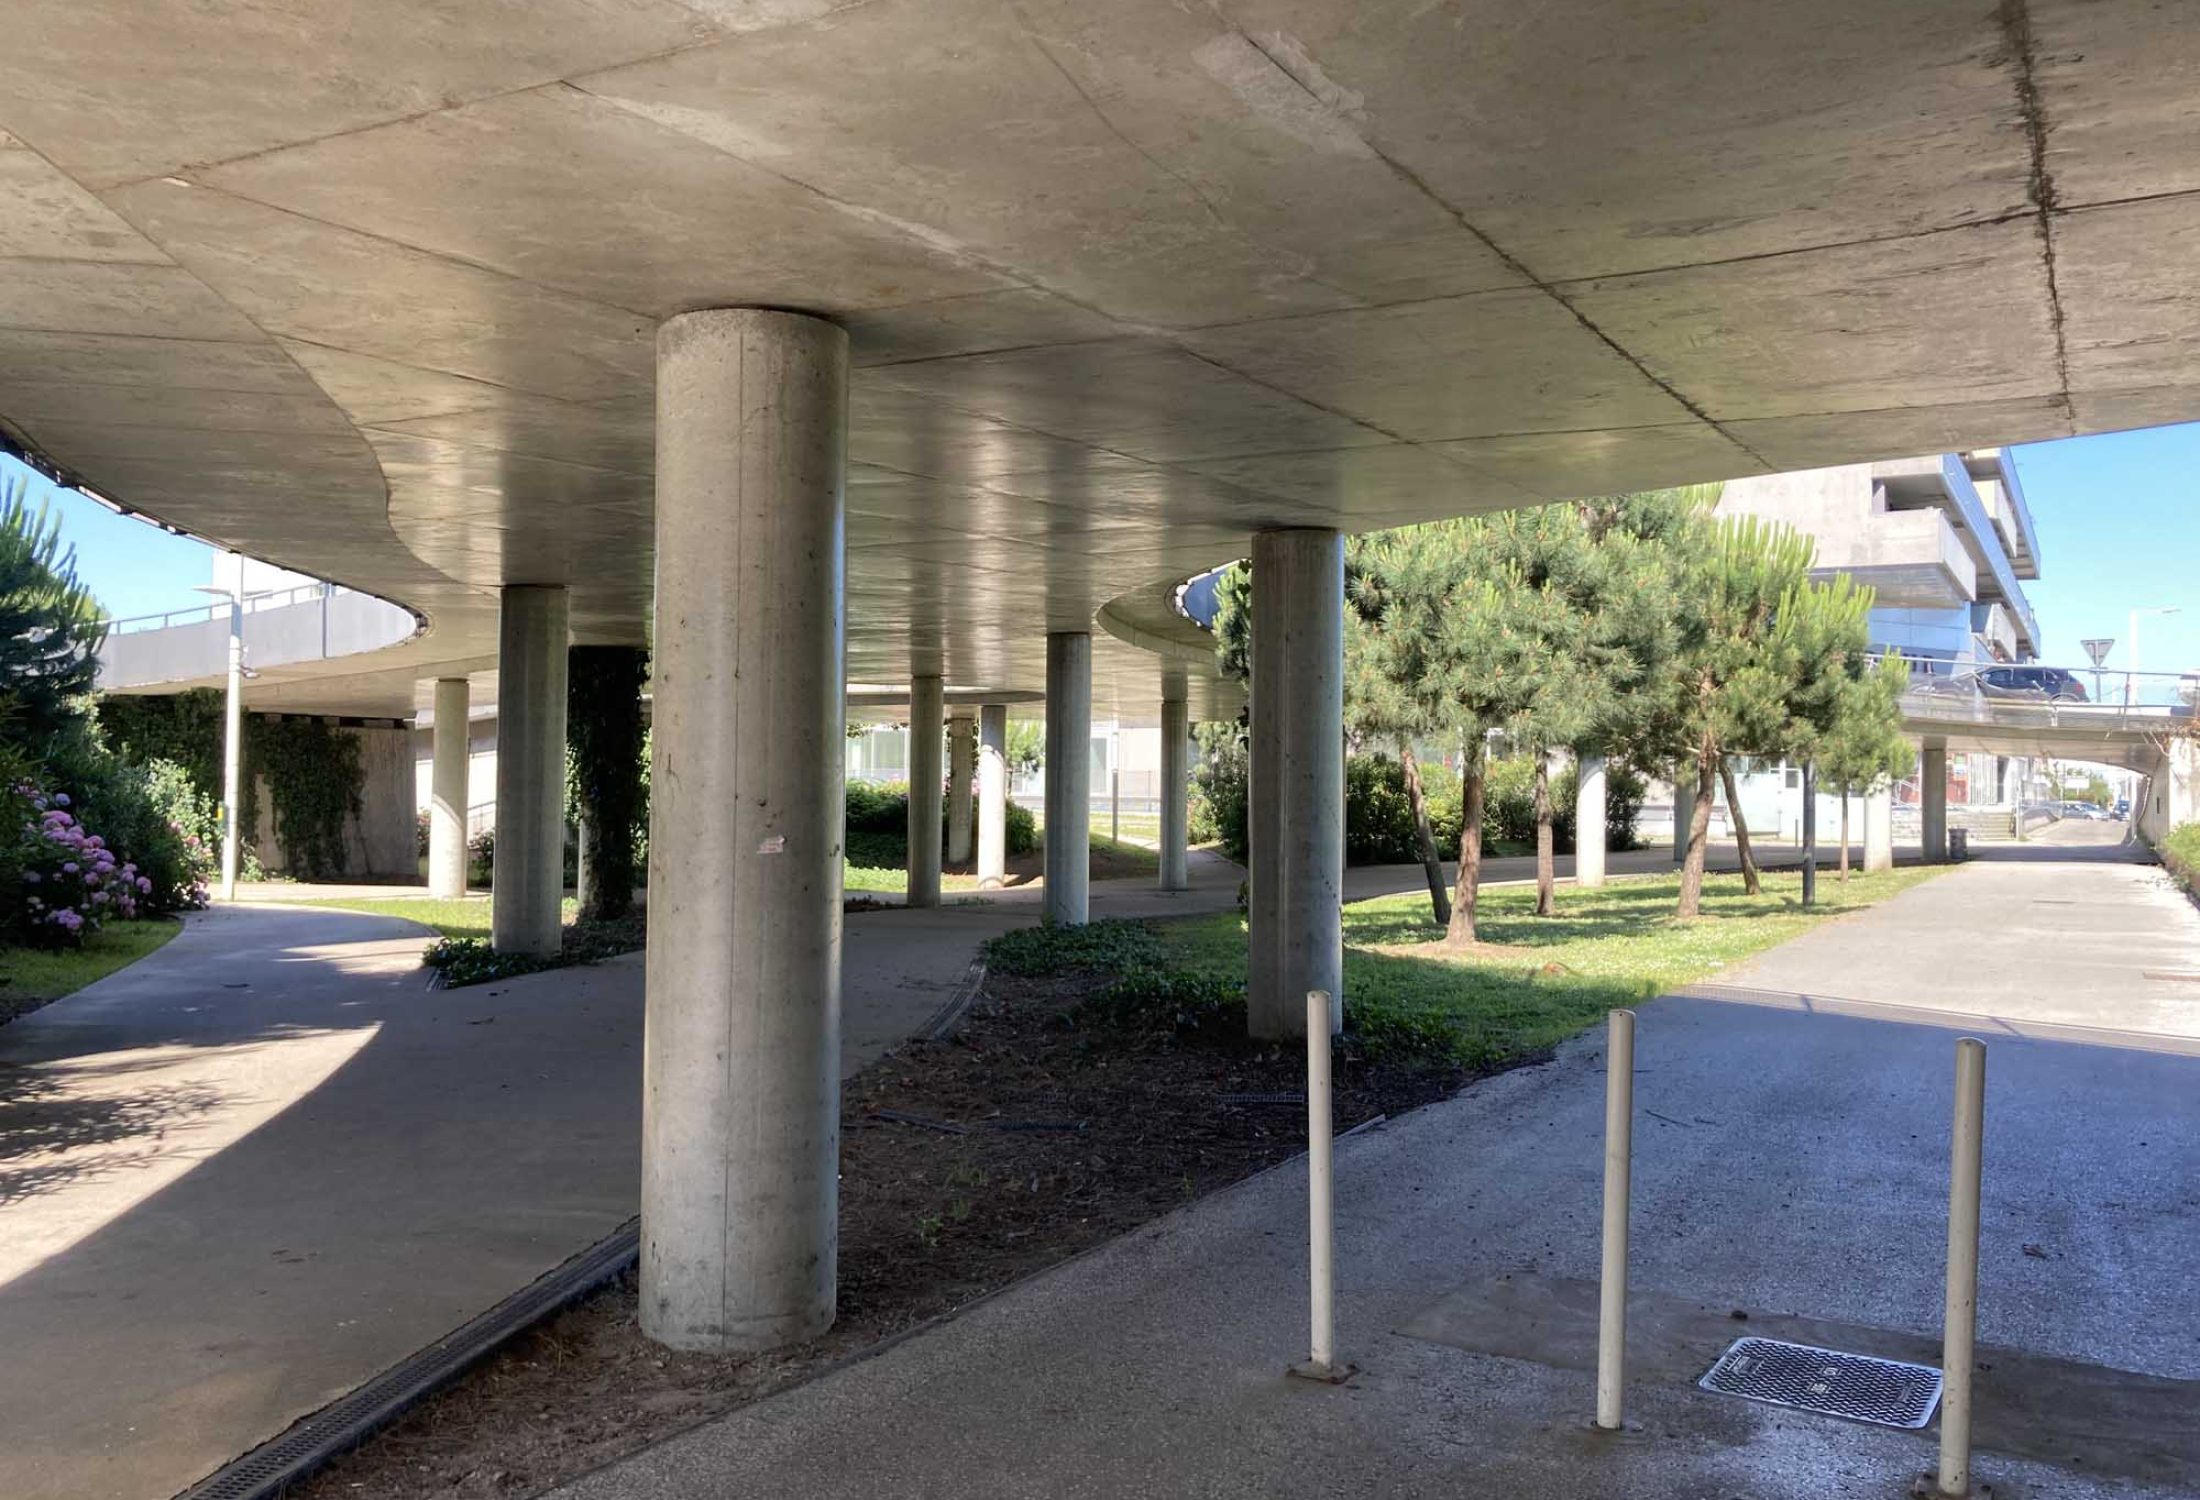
top-left (1649, 516), bottom-right (1826, 918)
top-left (0, 475), bottom-right (106, 756)
top-left (1816, 654), bottom-right (1912, 882)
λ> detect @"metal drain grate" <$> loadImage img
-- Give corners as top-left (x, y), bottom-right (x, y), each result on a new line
top-left (1699, 1337), bottom-right (1943, 1429)
top-left (178, 1218), bottom-right (640, 1500)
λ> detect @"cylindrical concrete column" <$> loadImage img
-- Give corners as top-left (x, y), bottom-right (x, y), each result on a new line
top-left (977, 703), bottom-right (1008, 889)
top-left (1864, 783), bottom-right (1895, 872)
top-left (1160, 673), bottom-right (1190, 892)
top-left (1249, 528), bottom-right (1344, 1039)
top-left (907, 675), bottom-right (944, 908)
top-left (428, 676), bottom-right (470, 899)
top-left (947, 712), bottom-right (975, 866)
top-left (1044, 633), bottom-right (1091, 926)
top-left (642, 308), bottom-right (846, 1354)
top-left (1922, 743), bottom-right (1949, 864)
top-left (1576, 749), bottom-right (1608, 889)
top-left (491, 587), bottom-right (568, 956)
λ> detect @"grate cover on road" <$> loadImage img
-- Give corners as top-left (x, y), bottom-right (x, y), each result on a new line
top-left (1699, 1337), bottom-right (1943, 1429)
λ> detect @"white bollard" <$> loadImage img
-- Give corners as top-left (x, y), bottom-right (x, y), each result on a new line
top-left (1938, 1038), bottom-right (1987, 1496)
top-left (1291, 988), bottom-right (1347, 1382)
top-left (1595, 1008), bottom-right (1636, 1430)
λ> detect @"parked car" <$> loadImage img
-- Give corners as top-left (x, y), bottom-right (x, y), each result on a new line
top-left (2113, 797), bottom-right (2132, 820)
top-left (1974, 665), bottom-right (2088, 703)
top-left (2060, 801), bottom-right (2104, 820)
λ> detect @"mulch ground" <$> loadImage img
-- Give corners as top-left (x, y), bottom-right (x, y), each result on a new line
top-left (290, 966), bottom-right (1478, 1499)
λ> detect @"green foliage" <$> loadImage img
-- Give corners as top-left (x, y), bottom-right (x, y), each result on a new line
top-left (842, 780), bottom-right (1037, 871)
top-left (1191, 722), bottom-right (1249, 860)
top-left (1075, 969), bottom-right (1247, 1042)
top-left (566, 645), bottom-right (649, 919)
top-left (250, 717), bottom-right (364, 879)
top-left (982, 917), bottom-right (1164, 977)
top-left (98, 688), bottom-right (225, 802)
top-left (1813, 656), bottom-right (1912, 798)
top-left (1343, 752), bottom-right (1644, 863)
top-left (1209, 561), bottom-right (1251, 684)
top-left (0, 475), bottom-right (106, 756)
top-left (2161, 822), bottom-right (2199, 896)
top-left (1004, 718), bottom-right (1046, 775)
top-left (34, 725), bottom-right (215, 915)
top-left (419, 909), bottom-right (643, 988)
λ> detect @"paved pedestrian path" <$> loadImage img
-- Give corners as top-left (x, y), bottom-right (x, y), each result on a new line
top-left (552, 822), bottom-right (2200, 1500)
top-left (0, 854), bottom-right (1259, 1500)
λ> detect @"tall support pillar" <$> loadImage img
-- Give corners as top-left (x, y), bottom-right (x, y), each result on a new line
top-left (1864, 782), bottom-right (1895, 872)
top-left (491, 586), bottom-right (568, 956)
top-left (1922, 742), bottom-right (1950, 864)
top-left (643, 308), bottom-right (846, 1353)
top-left (977, 704), bottom-right (1008, 889)
top-left (1576, 749), bottom-right (1608, 889)
top-left (1249, 528), bottom-right (1344, 1039)
top-left (947, 711), bottom-right (976, 866)
top-left (1160, 672), bottom-right (1191, 892)
top-left (428, 676), bottom-right (471, 899)
top-left (907, 675), bottom-right (944, 908)
top-left (1044, 633), bottom-right (1091, 925)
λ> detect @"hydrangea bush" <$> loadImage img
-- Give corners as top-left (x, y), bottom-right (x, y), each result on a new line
top-left (6, 770), bottom-right (209, 946)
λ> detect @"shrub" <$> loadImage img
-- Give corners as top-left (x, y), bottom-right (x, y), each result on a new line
top-left (1343, 754), bottom-right (1465, 864)
top-left (5, 780), bottom-right (161, 944)
top-left (1075, 969), bottom-right (1246, 1041)
top-left (842, 781), bottom-right (1037, 868)
top-left (1344, 999), bottom-right (1465, 1064)
top-left (1192, 728), bottom-right (1249, 861)
top-left (468, 827), bottom-right (494, 887)
top-left (38, 729), bottom-right (214, 914)
top-left (2163, 822), bottom-right (2199, 896)
top-left (983, 918), bottom-right (1163, 976)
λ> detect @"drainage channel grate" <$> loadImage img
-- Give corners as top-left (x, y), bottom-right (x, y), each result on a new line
top-left (1699, 1337), bottom-right (1943, 1429)
top-left (179, 1218), bottom-right (641, 1500)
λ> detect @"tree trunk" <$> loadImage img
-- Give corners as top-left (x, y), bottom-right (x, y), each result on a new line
top-left (1718, 757), bottom-right (1761, 896)
top-left (1400, 741), bottom-right (1451, 927)
top-left (1445, 741), bottom-right (1486, 946)
top-left (1533, 751), bottom-right (1556, 916)
top-left (1839, 793), bottom-right (1851, 884)
top-left (1675, 742), bottom-right (1720, 918)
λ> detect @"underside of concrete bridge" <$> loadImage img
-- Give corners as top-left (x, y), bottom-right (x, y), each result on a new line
top-left (11, 0), bottom-right (2200, 1358)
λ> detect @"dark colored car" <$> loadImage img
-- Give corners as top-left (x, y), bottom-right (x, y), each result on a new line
top-left (1974, 665), bottom-right (2088, 703)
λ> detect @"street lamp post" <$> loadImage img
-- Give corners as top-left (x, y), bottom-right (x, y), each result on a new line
top-left (2128, 606), bottom-right (2183, 707)
top-left (194, 568), bottom-right (271, 902)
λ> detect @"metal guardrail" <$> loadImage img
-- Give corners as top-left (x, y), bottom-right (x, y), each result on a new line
top-left (102, 582), bottom-right (338, 635)
top-left (1887, 652), bottom-right (2198, 724)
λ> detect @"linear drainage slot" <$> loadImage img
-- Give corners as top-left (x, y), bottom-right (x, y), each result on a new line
top-left (1699, 1336), bottom-right (1943, 1429)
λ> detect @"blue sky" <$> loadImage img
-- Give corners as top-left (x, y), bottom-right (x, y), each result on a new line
top-left (8, 426), bottom-right (2200, 673)
top-left (2011, 425), bottom-right (2200, 681)
top-left (3, 452), bottom-right (220, 622)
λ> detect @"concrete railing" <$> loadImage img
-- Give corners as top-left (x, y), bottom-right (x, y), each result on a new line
top-left (96, 585), bottom-right (419, 691)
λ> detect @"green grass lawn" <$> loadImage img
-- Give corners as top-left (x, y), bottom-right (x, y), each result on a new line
top-left (293, 894), bottom-right (533, 941)
top-left (1, 918), bottom-right (183, 1023)
top-left (1158, 864), bottom-right (1941, 1066)
top-left (845, 833), bottom-right (1159, 893)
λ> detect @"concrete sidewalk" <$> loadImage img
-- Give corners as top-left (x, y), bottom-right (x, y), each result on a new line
top-left (552, 825), bottom-right (2200, 1500)
top-left (0, 852), bottom-right (1252, 1500)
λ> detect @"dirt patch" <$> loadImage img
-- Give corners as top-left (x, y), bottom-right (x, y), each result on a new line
top-left (290, 962), bottom-right (1474, 1499)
